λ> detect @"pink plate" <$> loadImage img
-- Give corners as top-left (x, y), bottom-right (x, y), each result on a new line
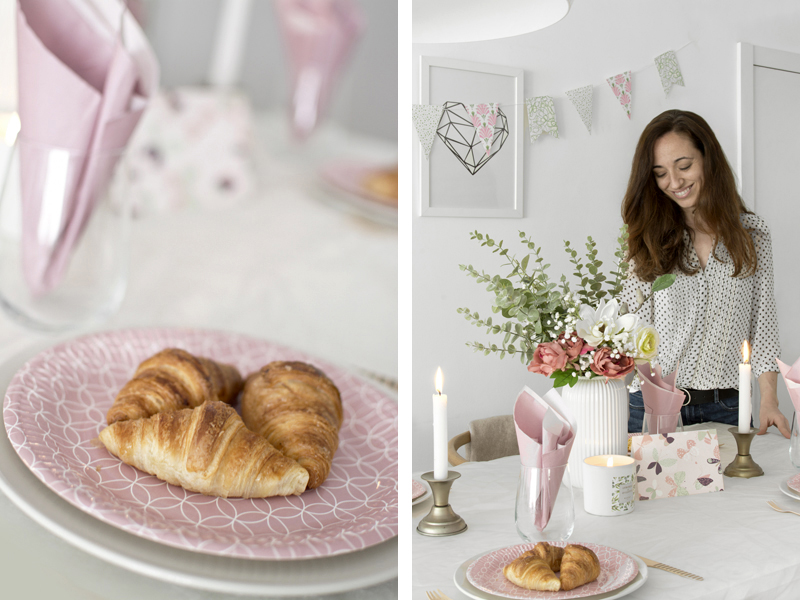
top-left (320, 160), bottom-right (398, 205)
top-left (412, 479), bottom-right (426, 500)
top-left (2, 328), bottom-right (398, 560)
top-left (466, 542), bottom-right (638, 599)
top-left (788, 473), bottom-right (800, 494)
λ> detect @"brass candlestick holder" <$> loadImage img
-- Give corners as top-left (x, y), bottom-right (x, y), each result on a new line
top-left (416, 471), bottom-right (468, 536)
top-left (723, 427), bottom-right (764, 478)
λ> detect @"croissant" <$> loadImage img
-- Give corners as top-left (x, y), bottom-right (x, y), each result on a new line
top-left (503, 555), bottom-right (561, 592)
top-left (241, 361), bottom-right (343, 489)
top-left (99, 401), bottom-right (309, 497)
top-left (106, 348), bottom-right (244, 425)
top-left (559, 544), bottom-right (601, 591)
top-left (529, 541), bottom-right (565, 572)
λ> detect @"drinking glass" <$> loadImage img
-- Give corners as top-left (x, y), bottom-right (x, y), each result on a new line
top-left (642, 412), bottom-right (684, 436)
top-left (515, 464), bottom-right (575, 542)
top-left (0, 139), bottom-right (131, 330)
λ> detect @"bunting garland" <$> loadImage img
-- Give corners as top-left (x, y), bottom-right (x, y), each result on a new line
top-left (565, 85), bottom-right (593, 134)
top-left (606, 71), bottom-right (632, 119)
top-left (525, 96), bottom-right (559, 142)
top-left (654, 50), bottom-right (685, 97)
top-left (466, 103), bottom-right (499, 156)
top-left (412, 104), bottom-right (445, 159)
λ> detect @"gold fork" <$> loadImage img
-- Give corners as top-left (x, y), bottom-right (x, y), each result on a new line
top-left (426, 590), bottom-right (453, 600)
top-left (636, 556), bottom-right (704, 581)
top-left (767, 500), bottom-right (800, 517)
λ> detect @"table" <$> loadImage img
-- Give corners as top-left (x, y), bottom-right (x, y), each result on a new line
top-left (413, 424), bottom-right (800, 599)
top-left (0, 113), bottom-right (398, 600)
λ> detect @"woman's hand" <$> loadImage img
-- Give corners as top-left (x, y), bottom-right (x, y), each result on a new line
top-left (757, 371), bottom-right (791, 438)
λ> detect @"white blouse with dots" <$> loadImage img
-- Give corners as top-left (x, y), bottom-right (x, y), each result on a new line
top-left (621, 212), bottom-right (780, 391)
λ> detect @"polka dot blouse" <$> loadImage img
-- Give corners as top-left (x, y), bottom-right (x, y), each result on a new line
top-left (622, 212), bottom-right (780, 391)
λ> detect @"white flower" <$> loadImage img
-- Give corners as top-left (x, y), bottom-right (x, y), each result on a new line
top-left (633, 325), bottom-right (660, 363)
top-left (575, 299), bottom-right (640, 347)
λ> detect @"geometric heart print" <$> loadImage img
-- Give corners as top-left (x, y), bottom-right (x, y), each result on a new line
top-left (436, 101), bottom-right (509, 176)
top-left (606, 71), bottom-right (632, 120)
top-left (413, 104), bottom-right (445, 159)
top-left (466, 103), bottom-right (499, 157)
top-left (565, 84), bottom-right (593, 134)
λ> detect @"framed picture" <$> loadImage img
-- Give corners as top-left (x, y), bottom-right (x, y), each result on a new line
top-left (419, 56), bottom-right (524, 218)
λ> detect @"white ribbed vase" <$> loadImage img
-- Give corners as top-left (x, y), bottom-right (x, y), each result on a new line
top-left (562, 378), bottom-right (628, 489)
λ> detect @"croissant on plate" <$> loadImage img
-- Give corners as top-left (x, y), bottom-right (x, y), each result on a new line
top-left (560, 544), bottom-right (601, 591)
top-left (99, 401), bottom-right (309, 497)
top-left (241, 361), bottom-right (343, 489)
top-left (529, 541), bottom-right (564, 572)
top-left (503, 555), bottom-right (561, 592)
top-left (106, 348), bottom-right (244, 425)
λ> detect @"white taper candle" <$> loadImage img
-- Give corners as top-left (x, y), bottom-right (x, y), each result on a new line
top-left (433, 367), bottom-right (448, 480)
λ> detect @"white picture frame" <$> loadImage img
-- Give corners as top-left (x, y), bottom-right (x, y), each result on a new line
top-left (419, 56), bottom-right (524, 218)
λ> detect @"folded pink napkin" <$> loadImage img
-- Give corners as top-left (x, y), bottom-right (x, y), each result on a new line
top-left (637, 363), bottom-right (683, 434)
top-left (513, 386), bottom-right (576, 531)
top-left (274, 0), bottom-right (363, 140)
top-left (777, 358), bottom-right (800, 413)
top-left (17, 0), bottom-right (158, 294)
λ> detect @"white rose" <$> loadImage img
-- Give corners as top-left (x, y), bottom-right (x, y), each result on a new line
top-left (634, 325), bottom-right (660, 362)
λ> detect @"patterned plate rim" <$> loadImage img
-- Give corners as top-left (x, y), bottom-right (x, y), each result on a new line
top-left (465, 542), bottom-right (639, 600)
top-left (788, 473), bottom-right (800, 494)
top-left (2, 327), bottom-right (398, 561)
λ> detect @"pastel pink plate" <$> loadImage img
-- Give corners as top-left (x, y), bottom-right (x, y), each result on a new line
top-left (788, 473), bottom-right (800, 494)
top-left (3, 328), bottom-right (398, 560)
top-left (412, 479), bottom-right (426, 500)
top-left (466, 542), bottom-right (638, 599)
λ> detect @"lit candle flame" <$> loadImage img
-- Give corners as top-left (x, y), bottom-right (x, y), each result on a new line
top-left (3, 112), bottom-right (20, 147)
top-left (607, 456), bottom-right (614, 467)
top-left (435, 367), bottom-right (443, 395)
top-left (742, 340), bottom-right (750, 364)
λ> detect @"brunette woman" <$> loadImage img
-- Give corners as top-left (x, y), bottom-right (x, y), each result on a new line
top-left (620, 109), bottom-right (789, 436)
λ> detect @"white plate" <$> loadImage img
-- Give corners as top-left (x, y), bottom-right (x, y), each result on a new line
top-left (412, 479), bottom-right (431, 506)
top-left (779, 479), bottom-right (800, 501)
top-left (454, 549), bottom-right (648, 600)
top-left (318, 160), bottom-right (398, 227)
top-left (0, 341), bottom-right (397, 596)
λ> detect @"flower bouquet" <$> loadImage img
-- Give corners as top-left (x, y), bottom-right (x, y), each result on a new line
top-left (458, 226), bottom-right (674, 387)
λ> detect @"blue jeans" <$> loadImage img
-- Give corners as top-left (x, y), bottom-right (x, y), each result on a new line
top-left (628, 390), bottom-right (750, 433)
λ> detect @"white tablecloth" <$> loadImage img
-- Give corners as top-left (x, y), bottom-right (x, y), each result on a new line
top-left (0, 113), bottom-right (397, 599)
top-left (413, 424), bottom-right (800, 600)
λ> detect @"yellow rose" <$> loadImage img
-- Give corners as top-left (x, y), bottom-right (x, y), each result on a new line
top-left (634, 326), bottom-right (660, 362)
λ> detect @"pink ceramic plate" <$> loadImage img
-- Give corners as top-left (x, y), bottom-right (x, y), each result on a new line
top-left (788, 473), bottom-right (800, 494)
top-left (466, 542), bottom-right (638, 600)
top-left (3, 328), bottom-right (398, 560)
top-left (412, 479), bottom-right (426, 500)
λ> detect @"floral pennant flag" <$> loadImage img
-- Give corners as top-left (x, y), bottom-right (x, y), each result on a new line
top-left (654, 50), bottom-right (685, 97)
top-left (565, 85), bottom-right (593, 134)
top-left (466, 103), bottom-right (499, 156)
top-left (525, 96), bottom-right (559, 142)
top-left (412, 104), bottom-right (445, 159)
top-left (606, 71), bottom-right (632, 120)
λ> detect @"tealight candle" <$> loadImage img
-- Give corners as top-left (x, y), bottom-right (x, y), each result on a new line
top-left (583, 455), bottom-right (635, 516)
top-left (433, 367), bottom-right (448, 480)
top-left (739, 340), bottom-right (752, 434)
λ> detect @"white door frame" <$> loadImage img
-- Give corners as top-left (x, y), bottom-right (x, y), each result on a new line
top-left (737, 42), bottom-right (800, 208)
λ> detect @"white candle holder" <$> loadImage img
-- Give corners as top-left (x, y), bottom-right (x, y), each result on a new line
top-left (582, 455), bottom-right (636, 516)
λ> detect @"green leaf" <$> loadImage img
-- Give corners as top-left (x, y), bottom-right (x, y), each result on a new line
top-left (652, 274), bottom-right (676, 292)
top-left (660, 458), bottom-right (678, 467)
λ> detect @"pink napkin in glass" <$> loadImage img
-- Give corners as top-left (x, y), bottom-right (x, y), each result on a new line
top-left (513, 385), bottom-right (576, 531)
top-left (637, 363), bottom-right (683, 433)
top-left (273, 0), bottom-right (363, 140)
top-left (17, 0), bottom-right (158, 294)
top-left (777, 358), bottom-right (800, 413)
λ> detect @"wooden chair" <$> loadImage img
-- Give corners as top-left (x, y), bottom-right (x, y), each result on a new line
top-left (447, 415), bottom-right (518, 465)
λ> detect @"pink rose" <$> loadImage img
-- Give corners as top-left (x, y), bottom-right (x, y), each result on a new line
top-left (613, 86), bottom-right (621, 97)
top-left (476, 103), bottom-right (490, 116)
top-left (620, 93), bottom-right (631, 106)
top-left (528, 342), bottom-right (569, 376)
top-left (556, 332), bottom-right (585, 361)
top-left (615, 74), bottom-right (625, 85)
top-left (589, 347), bottom-right (635, 379)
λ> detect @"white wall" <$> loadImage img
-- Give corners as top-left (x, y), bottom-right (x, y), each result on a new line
top-left (411, 0), bottom-right (800, 471)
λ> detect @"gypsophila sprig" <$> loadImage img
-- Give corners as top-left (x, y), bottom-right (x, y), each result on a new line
top-left (458, 226), bottom-right (674, 387)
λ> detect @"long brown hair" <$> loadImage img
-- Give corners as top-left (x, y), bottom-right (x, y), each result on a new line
top-left (621, 110), bottom-right (756, 281)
